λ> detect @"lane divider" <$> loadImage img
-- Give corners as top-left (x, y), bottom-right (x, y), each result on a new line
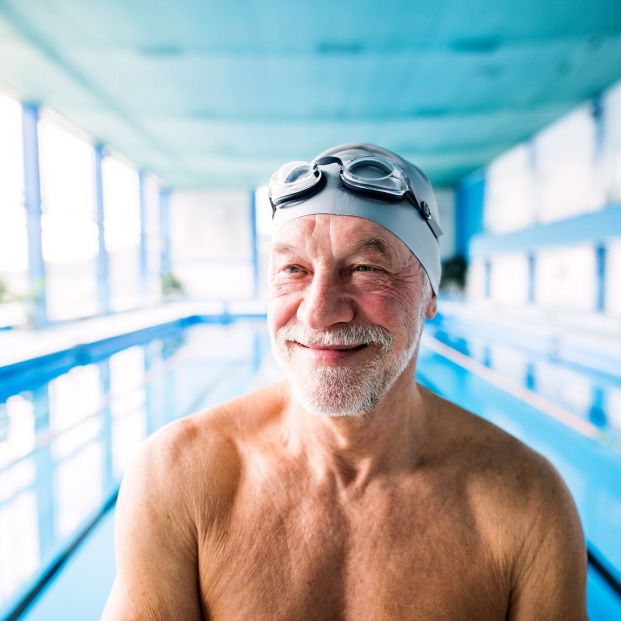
top-left (421, 333), bottom-right (620, 447)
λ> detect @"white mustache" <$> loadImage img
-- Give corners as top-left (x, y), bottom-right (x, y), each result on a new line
top-left (277, 324), bottom-right (393, 351)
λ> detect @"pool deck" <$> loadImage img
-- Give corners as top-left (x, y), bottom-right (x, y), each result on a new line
top-left (437, 298), bottom-right (621, 377)
top-left (0, 300), bottom-right (266, 370)
top-left (2, 298), bottom-right (620, 377)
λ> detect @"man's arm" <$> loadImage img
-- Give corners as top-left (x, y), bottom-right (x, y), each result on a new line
top-left (508, 456), bottom-right (588, 620)
top-left (101, 421), bottom-right (205, 620)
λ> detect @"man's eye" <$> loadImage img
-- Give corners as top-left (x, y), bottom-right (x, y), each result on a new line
top-left (282, 265), bottom-right (302, 274)
top-left (353, 265), bottom-right (378, 272)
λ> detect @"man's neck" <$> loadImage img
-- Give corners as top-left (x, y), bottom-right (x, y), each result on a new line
top-left (283, 369), bottom-right (431, 495)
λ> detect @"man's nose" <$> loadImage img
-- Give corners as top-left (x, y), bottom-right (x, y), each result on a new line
top-left (297, 270), bottom-right (355, 330)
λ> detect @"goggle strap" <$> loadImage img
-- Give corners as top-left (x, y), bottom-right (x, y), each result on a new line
top-left (404, 190), bottom-right (443, 240)
top-left (270, 170), bottom-right (326, 216)
top-left (272, 156), bottom-right (444, 238)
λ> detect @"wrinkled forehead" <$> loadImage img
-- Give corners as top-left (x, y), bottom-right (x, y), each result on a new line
top-left (271, 213), bottom-right (414, 262)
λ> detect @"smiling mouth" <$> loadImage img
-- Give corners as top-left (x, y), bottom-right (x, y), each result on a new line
top-left (294, 341), bottom-right (369, 352)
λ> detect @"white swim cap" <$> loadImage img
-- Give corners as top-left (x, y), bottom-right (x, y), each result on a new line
top-left (270, 143), bottom-right (442, 294)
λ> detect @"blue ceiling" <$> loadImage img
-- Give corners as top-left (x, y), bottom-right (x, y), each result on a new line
top-left (1, 0), bottom-right (621, 189)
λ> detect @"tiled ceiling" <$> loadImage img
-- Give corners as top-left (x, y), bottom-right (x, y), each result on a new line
top-left (1, 0), bottom-right (621, 189)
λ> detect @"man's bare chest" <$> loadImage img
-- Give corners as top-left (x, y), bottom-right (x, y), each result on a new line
top-left (197, 478), bottom-right (510, 620)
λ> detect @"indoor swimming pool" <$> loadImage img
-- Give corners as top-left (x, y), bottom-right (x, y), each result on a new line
top-left (1, 317), bottom-right (620, 620)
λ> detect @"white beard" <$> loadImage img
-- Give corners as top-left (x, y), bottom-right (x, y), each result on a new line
top-left (271, 322), bottom-right (420, 417)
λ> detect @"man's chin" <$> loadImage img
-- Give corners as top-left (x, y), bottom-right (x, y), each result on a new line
top-left (287, 368), bottom-right (384, 417)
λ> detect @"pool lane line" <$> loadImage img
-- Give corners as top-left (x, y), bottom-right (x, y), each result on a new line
top-left (0, 347), bottom-right (255, 476)
top-left (4, 359), bottom-right (250, 621)
top-left (588, 547), bottom-right (621, 599)
top-left (420, 333), bottom-right (621, 449)
top-left (5, 488), bottom-right (119, 621)
top-left (421, 333), bottom-right (621, 600)
top-left (7, 339), bottom-right (620, 618)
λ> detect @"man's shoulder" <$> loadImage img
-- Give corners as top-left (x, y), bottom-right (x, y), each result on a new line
top-left (429, 390), bottom-right (571, 514)
top-left (150, 379), bottom-right (287, 444)
top-left (132, 381), bottom-right (289, 492)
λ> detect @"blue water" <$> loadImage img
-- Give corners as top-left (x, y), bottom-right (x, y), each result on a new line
top-left (0, 320), bottom-right (270, 620)
top-left (1, 318), bottom-right (620, 619)
top-left (425, 319), bottom-right (621, 441)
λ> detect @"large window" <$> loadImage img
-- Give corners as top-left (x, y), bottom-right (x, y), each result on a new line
top-left (466, 258), bottom-right (487, 301)
top-left (255, 185), bottom-right (273, 300)
top-left (143, 174), bottom-right (161, 303)
top-left (170, 190), bottom-right (253, 300)
top-left (102, 155), bottom-right (142, 311)
top-left (534, 106), bottom-right (602, 223)
top-left (484, 144), bottom-right (536, 234)
top-left (535, 245), bottom-right (596, 312)
top-left (0, 94), bottom-right (28, 326)
top-left (489, 253), bottom-right (529, 306)
top-left (606, 238), bottom-right (621, 317)
top-left (39, 113), bottom-right (99, 321)
top-left (602, 80), bottom-right (621, 202)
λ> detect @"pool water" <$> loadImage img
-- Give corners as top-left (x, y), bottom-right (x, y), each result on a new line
top-left (1, 318), bottom-right (619, 620)
top-left (0, 319), bottom-right (270, 620)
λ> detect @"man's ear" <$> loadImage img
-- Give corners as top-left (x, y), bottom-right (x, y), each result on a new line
top-left (425, 293), bottom-right (437, 319)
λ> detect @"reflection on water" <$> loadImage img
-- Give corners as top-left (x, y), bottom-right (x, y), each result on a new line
top-left (56, 443), bottom-right (104, 539)
top-left (416, 344), bottom-right (621, 618)
top-left (0, 488), bottom-right (38, 603)
top-left (426, 324), bottom-right (621, 437)
top-left (0, 395), bottom-right (36, 469)
top-left (0, 320), bottom-right (269, 616)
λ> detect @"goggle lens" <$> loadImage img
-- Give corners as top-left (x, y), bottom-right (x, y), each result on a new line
top-left (268, 154), bottom-right (442, 239)
top-left (346, 157), bottom-right (394, 181)
top-left (272, 161), bottom-right (314, 186)
top-left (342, 156), bottom-right (404, 196)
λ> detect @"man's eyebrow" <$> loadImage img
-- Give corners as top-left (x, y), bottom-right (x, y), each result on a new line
top-left (351, 237), bottom-right (394, 260)
top-left (272, 242), bottom-right (298, 255)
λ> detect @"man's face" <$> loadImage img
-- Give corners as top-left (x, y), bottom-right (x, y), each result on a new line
top-left (267, 214), bottom-right (436, 416)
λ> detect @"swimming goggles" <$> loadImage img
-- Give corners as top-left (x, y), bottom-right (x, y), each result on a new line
top-left (268, 155), bottom-right (443, 240)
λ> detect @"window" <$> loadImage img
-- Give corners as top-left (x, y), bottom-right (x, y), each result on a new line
top-left (485, 144), bottom-right (536, 233)
top-left (102, 155), bottom-right (142, 311)
top-left (143, 173), bottom-right (161, 302)
top-left (606, 238), bottom-right (621, 317)
top-left (170, 190), bottom-right (253, 300)
top-left (0, 94), bottom-right (28, 325)
top-left (534, 106), bottom-right (602, 223)
top-left (489, 253), bottom-right (529, 306)
top-left (602, 80), bottom-right (621, 202)
top-left (255, 185), bottom-right (273, 300)
top-left (466, 258), bottom-right (487, 300)
top-left (535, 245), bottom-right (596, 312)
top-left (39, 113), bottom-right (98, 321)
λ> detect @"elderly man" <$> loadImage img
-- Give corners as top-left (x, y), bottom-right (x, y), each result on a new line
top-left (102, 144), bottom-right (587, 620)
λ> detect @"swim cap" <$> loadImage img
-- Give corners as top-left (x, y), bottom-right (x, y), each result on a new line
top-left (271, 143), bottom-right (442, 294)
